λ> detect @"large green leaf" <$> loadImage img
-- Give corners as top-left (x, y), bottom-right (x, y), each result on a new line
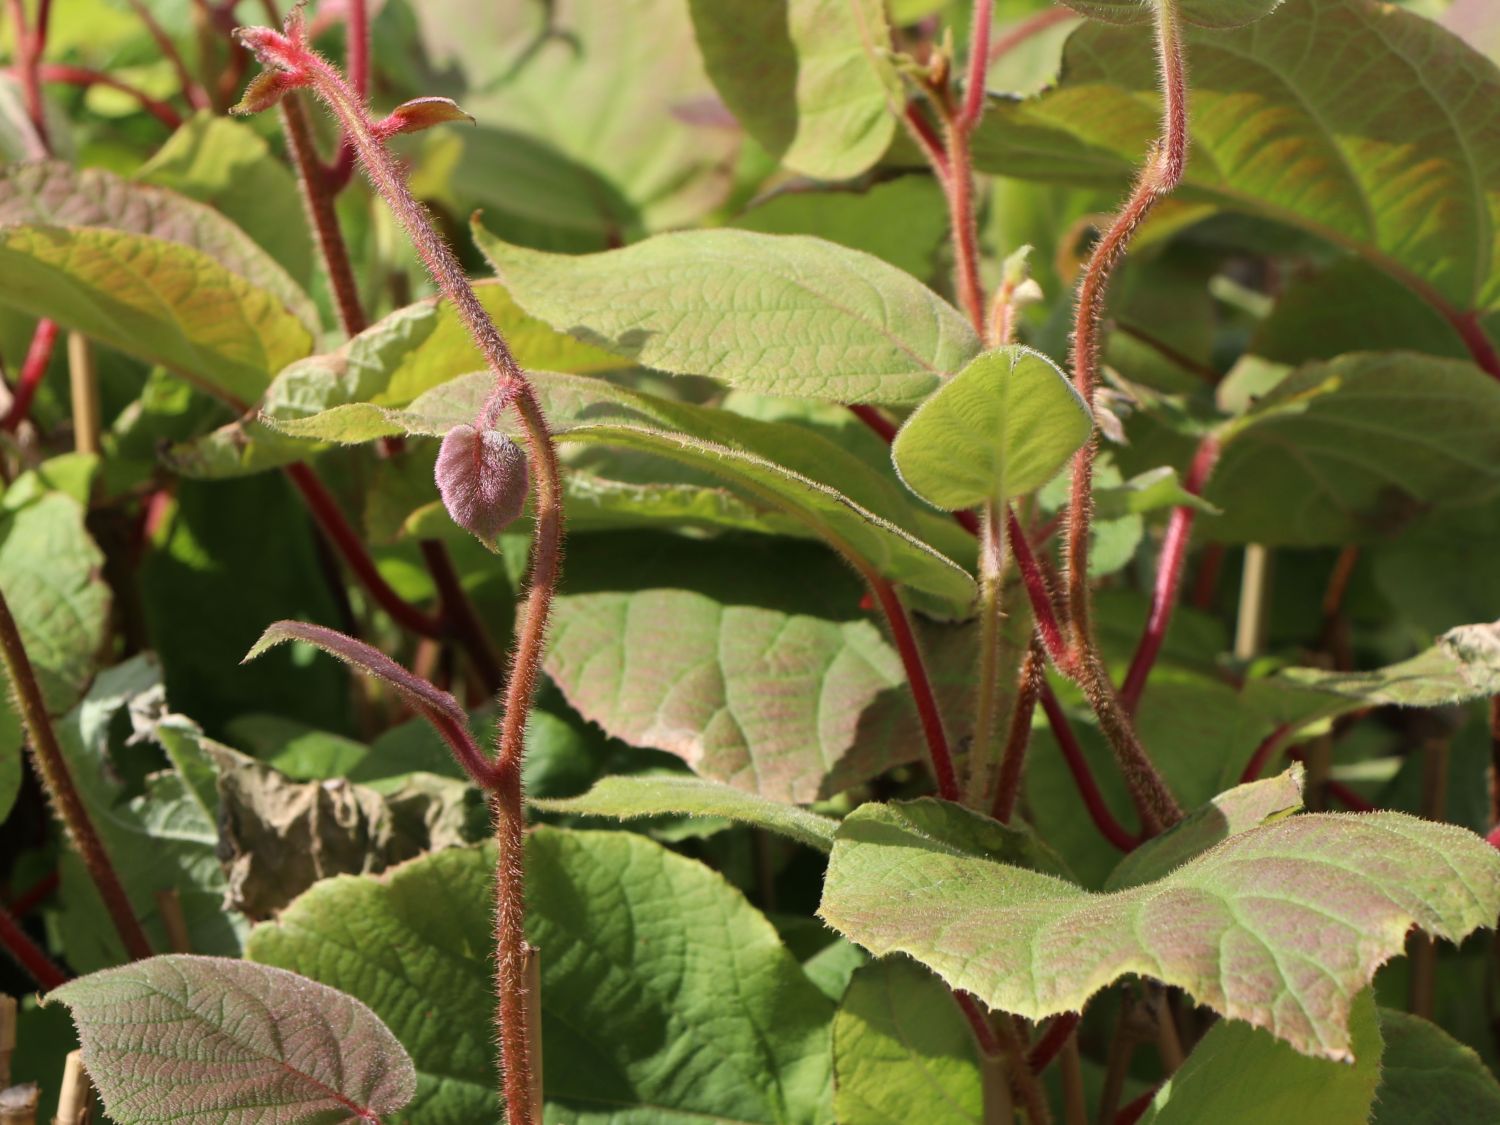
top-left (893, 346), bottom-right (1093, 510)
top-left (1204, 353), bottom-right (1500, 544)
top-left (268, 370), bottom-right (978, 606)
top-left (1060, 0), bottom-right (1284, 30)
top-left (136, 112), bottom-right (312, 286)
top-left (972, 0), bottom-right (1500, 315)
top-left (53, 657), bottom-right (246, 971)
top-left (475, 226), bottom-right (982, 404)
top-left (544, 590), bottom-right (904, 803)
top-left (44, 955), bottom-right (416, 1124)
top-left (689, 0), bottom-right (899, 180)
top-left (833, 958), bottom-right (983, 1125)
top-left (248, 832), bottom-right (834, 1123)
top-left (0, 489), bottom-right (109, 715)
top-left (417, 0), bottom-right (737, 246)
top-left (0, 163), bottom-right (317, 405)
top-left (533, 774), bottom-right (839, 851)
top-left (1371, 1008), bottom-right (1500, 1124)
top-left (1141, 989), bottom-right (1381, 1123)
top-left (819, 802), bottom-right (1500, 1059)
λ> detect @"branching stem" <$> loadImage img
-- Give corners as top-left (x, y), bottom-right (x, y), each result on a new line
top-left (0, 901), bottom-right (66, 990)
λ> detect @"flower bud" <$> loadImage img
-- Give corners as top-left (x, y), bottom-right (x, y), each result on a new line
top-left (435, 424), bottom-right (529, 548)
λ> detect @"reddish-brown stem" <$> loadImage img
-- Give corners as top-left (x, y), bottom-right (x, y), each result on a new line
top-left (324, 0), bottom-right (367, 191)
top-left (0, 586), bottom-right (154, 962)
top-left (5, 869), bottom-right (59, 918)
top-left (0, 901), bottom-right (66, 990)
top-left (420, 539), bottom-right (504, 697)
top-left (284, 463), bottom-right (446, 639)
top-left (1240, 723), bottom-right (1293, 784)
top-left (1489, 696), bottom-right (1500, 829)
top-left (1190, 541), bottom-right (1224, 610)
top-left (1008, 508), bottom-right (1070, 670)
top-left (865, 571), bottom-right (960, 801)
top-left (1039, 681), bottom-right (1140, 851)
top-left (957, 0), bottom-right (993, 135)
top-left (7, 0), bottom-right (50, 156)
top-left (1, 318), bottom-right (59, 432)
top-left (989, 8), bottom-right (1076, 63)
top-left (901, 102), bottom-right (949, 183)
top-left (34, 64), bottom-right (185, 130)
top-left (992, 635), bottom-right (1045, 822)
top-left (1116, 1089), bottom-right (1159, 1125)
top-left (936, 112), bottom-right (985, 330)
top-left (233, 22), bottom-right (565, 1115)
top-left (1119, 433), bottom-right (1219, 714)
top-left (1028, 1011), bottom-right (1081, 1075)
top-left (124, 0), bottom-right (209, 110)
top-left (954, 990), bottom-right (1002, 1056)
top-left (1451, 310), bottom-right (1500, 380)
top-left (280, 92), bottom-right (367, 335)
top-left (847, 403), bottom-right (897, 443)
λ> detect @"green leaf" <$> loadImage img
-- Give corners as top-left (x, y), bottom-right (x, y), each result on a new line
top-left (474, 226), bottom-right (982, 404)
top-left (44, 955), bottom-right (416, 1124)
top-left (533, 774), bottom-right (839, 851)
top-left (0, 490), bottom-right (110, 715)
top-left (544, 590), bottom-right (904, 803)
top-left (972, 0), bottom-right (1500, 314)
top-left (819, 802), bottom-right (1500, 1059)
top-left (270, 370), bottom-right (978, 607)
top-left (1140, 989), bottom-right (1380, 1123)
top-left (0, 163), bottom-right (317, 405)
top-left (1371, 1008), bottom-right (1500, 1124)
top-left (53, 657), bottom-right (246, 971)
top-left (1104, 765), bottom-right (1304, 891)
top-left (689, 0), bottom-right (899, 180)
top-left (1205, 353), bottom-right (1500, 544)
top-left (1091, 466), bottom-right (1221, 519)
top-left (1059, 0), bottom-right (1284, 30)
top-left (892, 346), bottom-right (1093, 509)
top-left (136, 112), bottom-right (312, 286)
top-left (249, 831), bottom-right (835, 1123)
top-left (833, 958), bottom-right (983, 1125)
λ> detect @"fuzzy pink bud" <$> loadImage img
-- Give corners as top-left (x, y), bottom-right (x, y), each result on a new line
top-left (435, 424), bottom-right (529, 548)
top-left (371, 97), bottom-right (475, 141)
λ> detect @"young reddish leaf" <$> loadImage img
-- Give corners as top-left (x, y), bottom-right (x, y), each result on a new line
top-left (434, 423), bottom-right (530, 547)
top-left (371, 97), bottom-right (475, 140)
top-left (44, 954), bottom-right (416, 1123)
top-left (244, 621), bottom-right (494, 785)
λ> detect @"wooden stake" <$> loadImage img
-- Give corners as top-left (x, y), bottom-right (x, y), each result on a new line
top-left (65, 334), bottom-right (99, 457)
top-left (523, 948), bottom-right (543, 1124)
top-left (0, 996), bottom-right (15, 1088)
top-left (52, 1051), bottom-right (90, 1125)
top-left (154, 890), bottom-right (191, 954)
top-left (1233, 544), bottom-right (1271, 661)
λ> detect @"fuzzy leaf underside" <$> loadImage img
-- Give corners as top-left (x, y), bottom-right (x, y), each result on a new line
top-left (44, 955), bottom-right (416, 1124)
top-left (819, 803), bottom-right (1500, 1060)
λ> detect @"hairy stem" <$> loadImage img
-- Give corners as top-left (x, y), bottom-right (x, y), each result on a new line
top-left (0, 586), bottom-right (153, 961)
top-left (232, 23), bottom-right (565, 1115)
top-left (7, 0), bottom-right (50, 157)
top-left (0, 901), bottom-right (66, 991)
top-left (324, 0), bottom-right (367, 191)
top-left (1039, 681), bottom-right (1140, 851)
top-left (1118, 433), bottom-right (1219, 714)
top-left (1008, 509), bottom-right (1070, 669)
top-left (965, 502), bottom-right (1011, 806)
top-left (991, 635), bottom-right (1044, 822)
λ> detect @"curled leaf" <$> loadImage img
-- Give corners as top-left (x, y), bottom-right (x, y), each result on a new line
top-left (372, 97), bottom-right (475, 139)
top-left (435, 423), bottom-right (530, 547)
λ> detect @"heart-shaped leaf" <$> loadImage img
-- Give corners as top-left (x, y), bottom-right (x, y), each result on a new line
top-left (474, 225), bottom-right (981, 405)
top-left (1370, 1008), bottom-right (1500, 1124)
top-left (533, 774), bottom-right (839, 851)
top-left (819, 802), bottom-right (1500, 1060)
top-left (0, 163), bottom-right (317, 405)
top-left (689, 0), bottom-right (899, 180)
top-left (892, 346), bottom-right (1093, 510)
top-left (44, 955), bottom-right (416, 1124)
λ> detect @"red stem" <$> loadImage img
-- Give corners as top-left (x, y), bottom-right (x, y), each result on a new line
top-left (1119, 433), bottom-right (1219, 714)
top-left (1, 318), bottom-right (59, 432)
top-left (988, 8), bottom-right (1076, 63)
top-left (1239, 723), bottom-right (1292, 784)
top-left (1008, 508), bottom-right (1071, 670)
top-left (5, 869), bottom-right (59, 918)
top-left (323, 0), bottom-right (367, 192)
top-left (991, 635), bottom-right (1044, 821)
top-left (954, 990), bottom-right (1002, 1056)
top-left (0, 900), bottom-right (67, 990)
top-left (1039, 680), bottom-right (1139, 851)
top-left (0, 586), bottom-right (154, 961)
top-left (1028, 1011), bottom-right (1081, 1075)
top-left (1189, 541), bottom-right (1224, 610)
top-left (36, 63), bottom-right (184, 130)
top-left (847, 403), bottom-right (897, 443)
top-left (1116, 1088), bottom-right (1159, 1125)
top-left (7, 0), bottom-right (50, 156)
top-left (1326, 779), bottom-right (1375, 812)
top-left (957, 0), bottom-right (994, 134)
top-left (902, 102), bottom-right (949, 183)
top-left (1451, 310), bottom-right (1500, 380)
top-left (420, 539), bottom-right (504, 697)
top-left (866, 571), bottom-right (959, 801)
top-left (284, 463), bottom-right (446, 639)
top-left (124, 0), bottom-right (209, 110)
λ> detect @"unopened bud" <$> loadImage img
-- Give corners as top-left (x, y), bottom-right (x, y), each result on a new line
top-left (435, 424), bottom-right (529, 548)
top-left (371, 97), bottom-right (475, 141)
